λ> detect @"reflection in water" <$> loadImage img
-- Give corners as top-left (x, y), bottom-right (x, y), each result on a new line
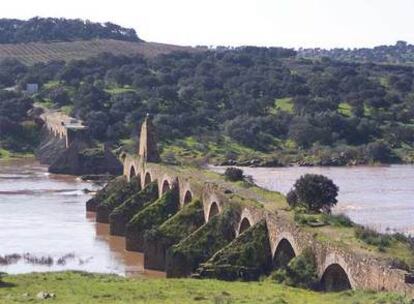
top-left (0, 158), bottom-right (164, 277)
top-left (211, 165), bottom-right (414, 234)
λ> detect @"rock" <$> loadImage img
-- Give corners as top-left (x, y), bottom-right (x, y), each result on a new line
top-left (36, 291), bottom-right (55, 299)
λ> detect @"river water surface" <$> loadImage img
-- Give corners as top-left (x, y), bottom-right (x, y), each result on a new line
top-left (0, 158), bottom-right (163, 276)
top-left (1, 159), bottom-right (413, 275)
top-left (212, 165), bottom-right (414, 234)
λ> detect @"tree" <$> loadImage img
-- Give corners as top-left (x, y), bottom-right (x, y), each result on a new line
top-left (288, 174), bottom-right (339, 213)
top-left (224, 167), bottom-right (244, 182)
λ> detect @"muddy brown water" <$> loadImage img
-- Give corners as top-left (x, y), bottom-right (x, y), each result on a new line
top-left (0, 158), bottom-right (164, 277)
top-left (211, 165), bottom-right (414, 234)
top-left (1, 158), bottom-right (412, 275)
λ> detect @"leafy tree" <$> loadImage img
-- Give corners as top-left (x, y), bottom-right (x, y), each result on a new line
top-left (224, 167), bottom-right (244, 182)
top-left (288, 174), bottom-right (339, 213)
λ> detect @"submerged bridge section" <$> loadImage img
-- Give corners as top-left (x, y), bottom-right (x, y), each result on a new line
top-left (92, 117), bottom-right (413, 297)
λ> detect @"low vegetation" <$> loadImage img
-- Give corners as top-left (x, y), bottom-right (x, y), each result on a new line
top-left (198, 220), bottom-right (272, 281)
top-left (271, 248), bottom-right (318, 290)
top-left (0, 272), bottom-right (411, 304)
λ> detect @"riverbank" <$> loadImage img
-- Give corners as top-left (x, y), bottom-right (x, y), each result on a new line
top-left (0, 149), bottom-right (34, 160)
top-left (159, 136), bottom-right (414, 168)
top-left (0, 272), bottom-right (411, 304)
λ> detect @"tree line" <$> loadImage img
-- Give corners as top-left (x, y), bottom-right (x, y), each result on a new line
top-left (0, 18), bottom-right (141, 44)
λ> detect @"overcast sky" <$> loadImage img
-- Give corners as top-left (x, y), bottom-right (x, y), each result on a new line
top-left (2, 0), bottom-right (413, 49)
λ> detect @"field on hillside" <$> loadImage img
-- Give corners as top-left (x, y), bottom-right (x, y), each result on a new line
top-left (0, 39), bottom-right (201, 65)
top-left (0, 272), bottom-right (411, 304)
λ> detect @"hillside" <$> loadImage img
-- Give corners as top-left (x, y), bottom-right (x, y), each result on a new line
top-left (0, 39), bottom-right (200, 65)
top-left (299, 41), bottom-right (414, 65)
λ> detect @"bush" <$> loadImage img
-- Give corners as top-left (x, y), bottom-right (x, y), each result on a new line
top-left (224, 167), bottom-right (244, 182)
top-left (271, 248), bottom-right (318, 289)
top-left (355, 226), bottom-right (392, 250)
top-left (286, 190), bottom-right (298, 207)
top-left (321, 213), bottom-right (353, 227)
top-left (288, 174), bottom-right (339, 213)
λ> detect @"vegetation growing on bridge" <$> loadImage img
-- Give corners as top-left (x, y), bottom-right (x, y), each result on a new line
top-left (86, 176), bottom-right (126, 211)
top-left (0, 272), bottom-right (411, 304)
top-left (126, 189), bottom-right (180, 251)
top-left (145, 199), bottom-right (205, 246)
top-left (166, 206), bottom-right (239, 277)
top-left (96, 176), bottom-right (140, 222)
top-left (271, 248), bottom-right (319, 289)
top-left (197, 220), bottom-right (272, 281)
top-left (109, 181), bottom-right (159, 235)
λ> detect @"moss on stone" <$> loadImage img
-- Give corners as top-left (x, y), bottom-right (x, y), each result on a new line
top-left (165, 206), bottom-right (239, 277)
top-left (96, 176), bottom-right (141, 223)
top-left (86, 176), bottom-right (126, 212)
top-left (143, 200), bottom-right (205, 270)
top-left (125, 188), bottom-right (179, 251)
top-left (197, 220), bottom-right (272, 281)
top-left (109, 181), bottom-right (159, 236)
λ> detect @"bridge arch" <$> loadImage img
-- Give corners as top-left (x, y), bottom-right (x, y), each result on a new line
top-left (207, 202), bottom-right (220, 221)
top-left (320, 254), bottom-right (353, 291)
top-left (236, 208), bottom-right (255, 236)
top-left (272, 233), bottom-right (298, 270)
top-left (129, 165), bottom-right (137, 180)
top-left (183, 190), bottom-right (193, 205)
top-left (161, 179), bottom-right (171, 195)
top-left (143, 171), bottom-right (153, 187)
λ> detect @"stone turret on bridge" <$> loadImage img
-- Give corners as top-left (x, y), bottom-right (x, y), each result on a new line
top-left (138, 114), bottom-right (160, 163)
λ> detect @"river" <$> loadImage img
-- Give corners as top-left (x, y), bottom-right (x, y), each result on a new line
top-left (0, 158), bottom-right (163, 277)
top-left (1, 159), bottom-right (412, 276)
top-left (211, 165), bottom-right (414, 234)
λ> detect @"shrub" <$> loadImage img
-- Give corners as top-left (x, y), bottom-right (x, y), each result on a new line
top-left (286, 190), bottom-right (298, 208)
top-left (288, 174), bottom-right (339, 213)
top-left (355, 226), bottom-right (392, 250)
top-left (224, 167), bottom-right (244, 182)
top-left (321, 213), bottom-right (353, 227)
top-left (271, 248), bottom-right (318, 289)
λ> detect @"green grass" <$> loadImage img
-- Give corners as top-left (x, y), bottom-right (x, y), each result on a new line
top-left (60, 105), bottom-right (74, 115)
top-left (274, 97), bottom-right (294, 113)
top-left (0, 272), bottom-right (410, 304)
top-left (43, 80), bottom-right (61, 89)
top-left (0, 148), bottom-right (11, 159)
top-left (338, 102), bottom-right (352, 116)
top-left (105, 86), bottom-right (137, 95)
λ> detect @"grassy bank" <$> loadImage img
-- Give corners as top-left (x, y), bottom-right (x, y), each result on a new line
top-left (0, 272), bottom-right (410, 304)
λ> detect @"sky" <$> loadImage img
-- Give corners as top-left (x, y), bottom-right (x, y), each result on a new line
top-left (1, 0), bottom-right (414, 49)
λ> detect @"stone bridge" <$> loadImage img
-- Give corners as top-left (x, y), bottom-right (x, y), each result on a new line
top-left (39, 110), bottom-right (87, 148)
top-left (108, 117), bottom-right (413, 296)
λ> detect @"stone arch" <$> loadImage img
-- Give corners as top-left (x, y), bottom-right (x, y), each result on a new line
top-left (238, 217), bottom-right (251, 235)
top-left (144, 171), bottom-right (152, 187)
top-left (320, 263), bottom-right (352, 291)
top-left (207, 202), bottom-right (220, 221)
top-left (129, 165), bottom-right (137, 180)
top-left (203, 192), bottom-right (223, 223)
top-left (236, 208), bottom-right (255, 236)
top-left (272, 236), bottom-right (297, 270)
top-left (320, 253), bottom-right (354, 291)
top-left (161, 179), bottom-right (171, 195)
top-left (183, 190), bottom-right (193, 205)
